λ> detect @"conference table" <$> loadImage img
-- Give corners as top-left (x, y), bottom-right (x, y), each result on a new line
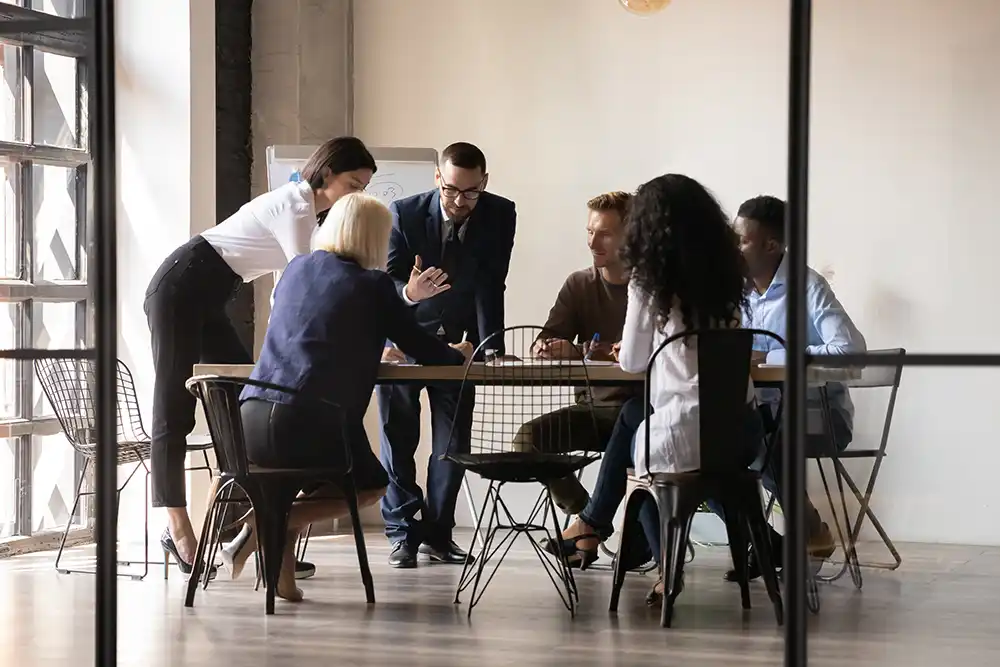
top-left (191, 361), bottom-right (854, 386)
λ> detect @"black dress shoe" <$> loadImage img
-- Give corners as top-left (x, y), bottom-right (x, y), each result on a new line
top-left (161, 528), bottom-right (217, 581)
top-left (388, 542), bottom-right (418, 568)
top-left (295, 560), bottom-right (316, 580)
top-left (418, 540), bottom-right (474, 565)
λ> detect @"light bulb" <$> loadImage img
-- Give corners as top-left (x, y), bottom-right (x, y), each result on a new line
top-left (619, 0), bottom-right (672, 15)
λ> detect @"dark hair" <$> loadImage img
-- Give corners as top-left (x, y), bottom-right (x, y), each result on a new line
top-left (440, 142), bottom-right (487, 172)
top-left (622, 174), bottom-right (748, 332)
top-left (587, 191), bottom-right (631, 220)
top-left (737, 195), bottom-right (785, 244)
top-left (301, 136), bottom-right (377, 191)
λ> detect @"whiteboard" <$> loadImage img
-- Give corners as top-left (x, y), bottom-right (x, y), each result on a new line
top-left (264, 145), bottom-right (437, 208)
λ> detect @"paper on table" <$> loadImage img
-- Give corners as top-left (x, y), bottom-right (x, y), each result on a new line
top-left (489, 359), bottom-right (618, 367)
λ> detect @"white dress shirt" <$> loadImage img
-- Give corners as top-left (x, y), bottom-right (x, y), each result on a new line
top-left (200, 181), bottom-right (317, 282)
top-left (619, 281), bottom-right (753, 476)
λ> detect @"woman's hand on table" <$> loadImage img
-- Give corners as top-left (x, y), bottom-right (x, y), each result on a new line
top-left (382, 346), bottom-right (408, 364)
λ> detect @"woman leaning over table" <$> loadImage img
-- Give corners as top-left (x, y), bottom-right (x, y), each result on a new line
top-left (229, 193), bottom-right (472, 602)
top-left (144, 137), bottom-right (377, 574)
top-left (543, 174), bottom-right (763, 605)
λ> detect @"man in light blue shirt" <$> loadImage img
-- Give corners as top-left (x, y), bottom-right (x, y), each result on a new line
top-left (728, 195), bottom-right (867, 581)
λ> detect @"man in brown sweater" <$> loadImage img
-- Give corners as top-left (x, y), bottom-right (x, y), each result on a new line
top-left (513, 191), bottom-right (638, 514)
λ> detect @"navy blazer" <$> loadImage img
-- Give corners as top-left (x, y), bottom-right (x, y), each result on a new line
top-left (242, 251), bottom-right (466, 417)
top-left (386, 189), bottom-right (516, 355)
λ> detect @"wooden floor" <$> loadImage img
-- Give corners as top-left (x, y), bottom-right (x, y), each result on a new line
top-left (2, 532), bottom-right (1000, 666)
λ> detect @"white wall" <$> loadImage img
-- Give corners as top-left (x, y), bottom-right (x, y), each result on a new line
top-left (116, 0), bottom-right (215, 549)
top-left (354, 0), bottom-right (1000, 545)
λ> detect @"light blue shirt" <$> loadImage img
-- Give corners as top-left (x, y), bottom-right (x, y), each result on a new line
top-left (744, 255), bottom-right (867, 441)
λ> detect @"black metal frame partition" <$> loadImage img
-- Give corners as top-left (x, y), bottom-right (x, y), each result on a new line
top-left (0, 2), bottom-right (116, 665)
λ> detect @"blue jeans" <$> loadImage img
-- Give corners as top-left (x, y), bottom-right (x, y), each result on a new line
top-left (577, 398), bottom-right (661, 562)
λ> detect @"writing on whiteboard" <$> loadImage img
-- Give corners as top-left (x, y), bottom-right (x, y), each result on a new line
top-left (366, 174), bottom-right (406, 206)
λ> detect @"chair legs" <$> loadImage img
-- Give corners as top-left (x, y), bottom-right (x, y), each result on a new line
top-left (55, 457), bottom-right (150, 581)
top-left (455, 480), bottom-right (577, 616)
top-left (341, 474), bottom-right (375, 604)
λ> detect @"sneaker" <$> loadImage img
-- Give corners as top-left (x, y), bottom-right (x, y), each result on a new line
top-left (294, 560), bottom-right (316, 580)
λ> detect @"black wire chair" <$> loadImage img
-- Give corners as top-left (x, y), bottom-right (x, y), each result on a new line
top-left (609, 328), bottom-right (784, 628)
top-left (447, 325), bottom-right (602, 617)
top-left (33, 358), bottom-right (212, 580)
top-left (184, 375), bottom-right (374, 615)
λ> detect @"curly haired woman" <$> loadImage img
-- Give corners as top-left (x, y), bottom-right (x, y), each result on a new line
top-left (542, 174), bottom-right (761, 605)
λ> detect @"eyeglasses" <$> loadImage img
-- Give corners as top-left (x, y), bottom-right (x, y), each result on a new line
top-left (440, 177), bottom-right (485, 201)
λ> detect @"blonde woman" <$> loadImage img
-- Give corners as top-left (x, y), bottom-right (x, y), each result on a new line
top-left (232, 193), bottom-right (472, 601)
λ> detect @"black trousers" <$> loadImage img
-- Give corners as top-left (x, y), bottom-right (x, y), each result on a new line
top-left (144, 236), bottom-right (250, 508)
top-left (376, 382), bottom-right (474, 547)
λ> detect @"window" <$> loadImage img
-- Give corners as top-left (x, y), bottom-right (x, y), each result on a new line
top-left (1, 0), bottom-right (90, 541)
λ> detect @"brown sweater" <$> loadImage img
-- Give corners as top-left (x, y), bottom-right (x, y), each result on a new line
top-left (540, 266), bottom-right (638, 406)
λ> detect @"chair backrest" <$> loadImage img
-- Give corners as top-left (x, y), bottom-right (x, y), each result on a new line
top-left (34, 358), bottom-right (149, 455)
top-left (842, 347), bottom-right (905, 456)
top-left (185, 375), bottom-right (351, 476)
top-left (446, 325), bottom-right (601, 461)
top-left (645, 328), bottom-right (786, 475)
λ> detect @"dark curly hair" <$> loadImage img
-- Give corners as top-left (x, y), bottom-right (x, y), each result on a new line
top-left (622, 174), bottom-right (748, 332)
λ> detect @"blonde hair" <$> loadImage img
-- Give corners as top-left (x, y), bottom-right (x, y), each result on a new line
top-left (312, 193), bottom-right (391, 270)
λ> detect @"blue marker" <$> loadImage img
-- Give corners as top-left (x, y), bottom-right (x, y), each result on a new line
top-left (585, 333), bottom-right (599, 361)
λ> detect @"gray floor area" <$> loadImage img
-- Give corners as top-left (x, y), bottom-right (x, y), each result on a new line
top-left (2, 533), bottom-right (1000, 666)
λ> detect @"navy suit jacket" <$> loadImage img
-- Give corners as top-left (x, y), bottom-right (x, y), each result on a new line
top-left (386, 189), bottom-right (516, 355)
top-left (243, 251), bottom-right (465, 417)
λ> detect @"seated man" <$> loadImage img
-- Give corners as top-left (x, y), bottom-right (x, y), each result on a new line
top-left (730, 194), bottom-right (867, 578)
top-left (512, 191), bottom-right (638, 515)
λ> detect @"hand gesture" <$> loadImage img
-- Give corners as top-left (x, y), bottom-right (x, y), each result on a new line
top-left (610, 341), bottom-right (622, 362)
top-left (382, 346), bottom-right (408, 364)
top-left (533, 338), bottom-right (576, 360)
top-left (404, 256), bottom-right (451, 302)
top-left (450, 341), bottom-right (474, 362)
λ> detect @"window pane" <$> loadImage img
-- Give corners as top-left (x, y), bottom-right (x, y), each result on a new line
top-left (0, 437), bottom-right (15, 538)
top-left (1, 303), bottom-right (20, 419)
top-left (33, 163), bottom-right (79, 280)
top-left (30, 0), bottom-right (84, 18)
top-left (1, 160), bottom-right (19, 279)
top-left (32, 300), bottom-right (81, 417)
top-left (31, 432), bottom-right (79, 532)
top-left (32, 49), bottom-right (78, 148)
top-left (0, 43), bottom-right (20, 142)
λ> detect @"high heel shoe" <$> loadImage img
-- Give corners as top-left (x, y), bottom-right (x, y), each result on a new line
top-left (220, 523), bottom-right (256, 581)
top-left (161, 528), bottom-right (217, 581)
top-left (540, 533), bottom-right (600, 570)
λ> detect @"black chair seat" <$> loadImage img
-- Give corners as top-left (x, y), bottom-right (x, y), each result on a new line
top-left (448, 452), bottom-right (592, 482)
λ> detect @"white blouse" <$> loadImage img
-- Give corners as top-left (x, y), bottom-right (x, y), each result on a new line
top-left (618, 281), bottom-right (753, 476)
top-left (200, 181), bottom-right (317, 282)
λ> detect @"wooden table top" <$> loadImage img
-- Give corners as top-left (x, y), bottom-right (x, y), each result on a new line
top-left (192, 362), bottom-right (854, 386)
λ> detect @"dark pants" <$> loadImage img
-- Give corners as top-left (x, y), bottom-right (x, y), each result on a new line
top-left (376, 381), bottom-right (474, 547)
top-left (511, 404), bottom-right (622, 513)
top-left (144, 236), bottom-right (249, 508)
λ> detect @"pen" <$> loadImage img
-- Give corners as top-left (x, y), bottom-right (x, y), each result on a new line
top-left (461, 330), bottom-right (468, 344)
top-left (585, 333), bottom-right (599, 361)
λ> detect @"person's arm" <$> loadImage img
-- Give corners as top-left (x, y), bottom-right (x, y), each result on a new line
top-left (271, 186), bottom-right (317, 263)
top-left (618, 280), bottom-right (655, 374)
top-left (385, 201), bottom-right (417, 304)
top-left (764, 277), bottom-right (866, 363)
top-left (532, 277), bottom-right (580, 358)
top-left (475, 201), bottom-right (516, 356)
top-left (378, 274), bottom-right (465, 366)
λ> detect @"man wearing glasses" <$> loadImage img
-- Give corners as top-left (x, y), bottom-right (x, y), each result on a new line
top-left (378, 142), bottom-right (517, 568)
